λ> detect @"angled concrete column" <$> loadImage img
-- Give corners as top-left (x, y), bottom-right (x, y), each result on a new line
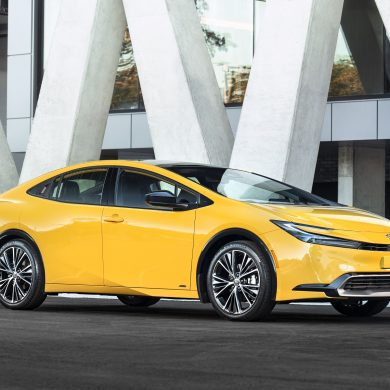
top-left (0, 124), bottom-right (18, 193)
top-left (338, 142), bottom-right (385, 216)
top-left (375, 0), bottom-right (390, 40)
top-left (123, 0), bottom-right (233, 165)
top-left (19, 0), bottom-right (126, 183)
top-left (230, 0), bottom-right (344, 191)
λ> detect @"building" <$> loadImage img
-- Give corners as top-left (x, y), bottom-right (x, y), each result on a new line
top-left (2, 0), bottom-right (390, 216)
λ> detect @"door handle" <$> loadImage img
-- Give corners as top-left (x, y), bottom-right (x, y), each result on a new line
top-left (104, 214), bottom-right (124, 223)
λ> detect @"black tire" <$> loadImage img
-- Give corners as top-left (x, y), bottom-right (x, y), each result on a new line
top-left (207, 240), bottom-right (275, 321)
top-left (0, 239), bottom-right (46, 310)
top-left (331, 299), bottom-right (389, 317)
top-left (117, 295), bottom-right (160, 307)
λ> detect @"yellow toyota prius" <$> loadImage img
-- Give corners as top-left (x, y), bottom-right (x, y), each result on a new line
top-left (0, 160), bottom-right (390, 321)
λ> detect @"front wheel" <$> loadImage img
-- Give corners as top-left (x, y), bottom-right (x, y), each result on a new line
top-left (0, 239), bottom-right (46, 310)
top-left (117, 295), bottom-right (160, 307)
top-left (207, 240), bottom-right (275, 321)
top-left (331, 299), bottom-right (389, 317)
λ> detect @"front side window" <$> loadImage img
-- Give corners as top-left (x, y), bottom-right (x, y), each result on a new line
top-left (167, 167), bottom-right (339, 206)
top-left (116, 171), bottom-right (198, 209)
top-left (51, 169), bottom-right (108, 205)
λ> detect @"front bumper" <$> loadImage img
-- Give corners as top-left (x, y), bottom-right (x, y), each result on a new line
top-left (294, 273), bottom-right (390, 298)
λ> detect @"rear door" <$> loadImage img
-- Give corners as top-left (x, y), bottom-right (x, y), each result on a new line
top-left (24, 168), bottom-right (108, 286)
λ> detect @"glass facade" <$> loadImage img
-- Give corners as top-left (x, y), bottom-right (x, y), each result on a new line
top-left (110, 0), bottom-right (390, 111)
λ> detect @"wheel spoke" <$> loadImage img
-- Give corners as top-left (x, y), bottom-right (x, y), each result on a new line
top-left (20, 264), bottom-right (32, 274)
top-left (242, 285), bottom-right (259, 298)
top-left (217, 259), bottom-right (233, 276)
top-left (234, 288), bottom-right (242, 314)
top-left (223, 289), bottom-right (235, 312)
top-left (3, 252), bottom-right (13, 272)
top-left (239, 268), bottom-right (259, 280)
top-left (15, 281), bottom-right (26, 299)
top-left (215, 283), bottom-right (232, 297)
top-left (213, 274), bottom-right (230, 285)
top-left (15, 252), bottom-right (27, 271)
top-left (223, 253), bottom-right (234, 275)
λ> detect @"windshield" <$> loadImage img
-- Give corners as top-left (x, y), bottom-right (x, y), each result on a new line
top-left (166, 166), bottom-right (339, 206)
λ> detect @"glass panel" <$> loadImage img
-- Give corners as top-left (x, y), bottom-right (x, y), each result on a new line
top-left (196, 0), bottom-right (254, 104)
top-left (167, 166), bottom-right (336, 206)
top-left (116, 171), bottom-right (197, 208)
top-left (330, 0), bottom-right (389, 97)
top-left (110, 28), bottom-right (144, 111)
top-left (54, 169), bottom-right (108, 205)
top-left (329, 29), bottom-right (365, 97)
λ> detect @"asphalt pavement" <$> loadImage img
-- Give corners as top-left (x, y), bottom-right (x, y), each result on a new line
top-left (0, 296), bottom-right (389, 389)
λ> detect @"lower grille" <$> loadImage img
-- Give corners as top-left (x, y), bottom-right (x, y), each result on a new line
top-left (341, 274), bottom-right (390, 296)
top-left (359, 243), bottom-right (390, 252)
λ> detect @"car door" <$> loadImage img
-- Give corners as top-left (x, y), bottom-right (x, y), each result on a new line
top-left (25, 168), bottom-right (108, 286)
top-left (102, 169), bottom-right (197, 290)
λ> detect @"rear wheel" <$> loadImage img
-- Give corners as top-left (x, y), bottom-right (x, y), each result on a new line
top-left (207, 240), bottom-right (275, 321)
top-left (0, 239), bottom-right (46, 310)
top-left (117, 295), bottom-right (160, 307)
top-left (331, 299), bottom-right (389, 317)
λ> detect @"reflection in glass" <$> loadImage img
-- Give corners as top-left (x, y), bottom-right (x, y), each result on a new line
top-left (329, 29), bottom-right (365, 97)
top-left (110, 28), bottom-right (144, 111)
top-left (196, 0), bottom-right (254, 104)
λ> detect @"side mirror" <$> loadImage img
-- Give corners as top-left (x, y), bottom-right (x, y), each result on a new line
top-left (145, 191), bottom-right (189, 210)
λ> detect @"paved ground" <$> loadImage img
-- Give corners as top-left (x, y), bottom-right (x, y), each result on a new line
top-left (0, 297), bottom-right (390, 389)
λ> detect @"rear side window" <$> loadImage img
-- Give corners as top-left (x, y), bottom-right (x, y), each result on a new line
top-left (51, 169), bottom-right (108, 205)
top-left (28, 180), bottom-right (52, 199)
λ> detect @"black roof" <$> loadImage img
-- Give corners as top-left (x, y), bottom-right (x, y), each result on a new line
top-left (141, 160), bottom-right (225, 169)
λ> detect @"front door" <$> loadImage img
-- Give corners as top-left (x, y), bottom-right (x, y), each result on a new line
top-left (102, 170), bottom-right (196, 290)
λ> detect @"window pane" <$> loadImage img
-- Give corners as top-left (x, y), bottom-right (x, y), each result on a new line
top-left (116, 171), bottom-right (197, 208)
top-left (197, 0), bottom-right (254, 104)
top-left (330, 0), bottom-right (389, 97)
top-left (55, 169), bottom-right (107, 205)
top-left (110, 28), bottom-right (144, 111)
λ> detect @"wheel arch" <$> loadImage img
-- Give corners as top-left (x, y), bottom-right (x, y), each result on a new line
top-left (196, 228), bottom-right (277, 303)
top-left (0, 229), bottom-right (44, 265)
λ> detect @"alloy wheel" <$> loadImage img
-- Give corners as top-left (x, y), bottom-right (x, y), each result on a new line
top-left (0, 246), bottom-right (33, 304)
top-left (211, 249), bottom-right (260, 315)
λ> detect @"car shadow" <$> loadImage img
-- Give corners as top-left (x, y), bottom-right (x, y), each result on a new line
top-left (31, 297), bottom-right (390, 324)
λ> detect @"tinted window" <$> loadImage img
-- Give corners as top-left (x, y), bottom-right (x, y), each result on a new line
top-left (28, 180), bottom-right (52, 198)
top-left (167, 167), bottom-right (340, 206)
top-left (116, 171), bottom-right (198, 209)
top-left (52, 169), bottom-right (108, 205)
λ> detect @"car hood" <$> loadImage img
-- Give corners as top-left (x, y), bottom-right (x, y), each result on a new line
top-left (250, 203), bottom-right (390, 234)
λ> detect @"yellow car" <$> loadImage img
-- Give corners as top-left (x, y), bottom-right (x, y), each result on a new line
top-left (0, 160), bottom-right (390, 321)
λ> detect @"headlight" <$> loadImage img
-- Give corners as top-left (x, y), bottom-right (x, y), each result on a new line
top-left (271, 220), bottom-right (361, 249)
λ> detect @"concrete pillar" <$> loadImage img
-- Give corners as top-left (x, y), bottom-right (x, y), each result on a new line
top-left (19, 0), bottom-right (126, 183)
top-left (230, 0), bottom-right (344, 191)
top-left (338, 143), bottom-right (354, 206)
top-left (338, 142), bottom-right (385, 216)
top-left (354, 144), bottom-right (385, 216)
top-left (0, 124), bottom-right (18, 193)
top-left (375, 0), bottom-right (390, 40)
top-left (122, 0), bottom-right (233, 166)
